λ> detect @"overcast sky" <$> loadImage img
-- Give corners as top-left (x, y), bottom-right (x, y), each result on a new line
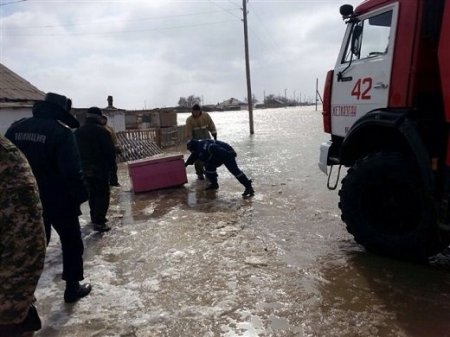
top-left (1, 0), bottom-right (357, 109)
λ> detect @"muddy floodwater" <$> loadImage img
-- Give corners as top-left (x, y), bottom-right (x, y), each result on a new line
top-left (34, 107), bottom-right (450, 337)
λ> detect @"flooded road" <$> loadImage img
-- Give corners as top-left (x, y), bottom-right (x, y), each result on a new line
top-left (35, 107), bottom-right (450, 337)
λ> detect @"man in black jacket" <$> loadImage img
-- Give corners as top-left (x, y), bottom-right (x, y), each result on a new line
top-left (6, 92), bottom-right (92, 304)
top-left (75, 107), bottom-right (116, 232)
top-left (185, 139), bottom-right (255, 197)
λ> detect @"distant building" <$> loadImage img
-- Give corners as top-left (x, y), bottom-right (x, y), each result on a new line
top-left (265, 97), bottom-right (285, 108)
top-left (218, 97), bottom-right (248, 111)
top-left (72, 95), bottom-right (126, 132)
top-left (103, 96), bottom-right (126, 131)
top-left (72, 95), bottom-right (177, 132)
top-left (125, 107), bottom-right (177, 130)
top-left (0, 63), bottom-right (45, 135)
top-left (200, 104), bottom-right (217, 112)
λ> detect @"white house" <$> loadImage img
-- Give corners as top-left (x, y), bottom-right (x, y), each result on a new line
top-left (72, 95), bottom-right (126, 132)
top-left (0, 63), bottom-right (44, 135)
top-left (103, 95), bottom-right (126, 132)
top-left (218, 97), bottom-right (248, 111)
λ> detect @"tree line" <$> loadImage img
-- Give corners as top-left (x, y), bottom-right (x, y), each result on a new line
top-left (177, 94), bottom-right (309, 108)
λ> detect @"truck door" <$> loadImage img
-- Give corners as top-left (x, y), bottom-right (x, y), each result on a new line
top-left (331, 3), bottom-right (398, 137)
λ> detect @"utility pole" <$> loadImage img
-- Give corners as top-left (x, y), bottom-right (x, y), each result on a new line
top-left (315, 78), bottom-right (318, 111)
top-left (316, 78), bottom-right (320, 111)
top-left (242, 0), bottom-right (254, 134)
top-left (316, 77), bottom-right (323, 111)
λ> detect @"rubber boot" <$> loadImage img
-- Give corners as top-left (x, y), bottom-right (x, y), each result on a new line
top-left (242, 180), bottom-right (255, 197)
top-left (93, 223), bottom-right (111, 232)
top-left (205, 182), bottom-right (219, 190)
top-left (64, 281), bottom-right (92, 303)
top-left (237, 175), bottom-right (254, 197)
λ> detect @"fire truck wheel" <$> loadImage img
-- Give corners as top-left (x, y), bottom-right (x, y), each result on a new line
top-left (339, 152), bottom-right (449, 261)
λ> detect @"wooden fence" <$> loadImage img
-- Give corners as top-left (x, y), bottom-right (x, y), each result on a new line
top-left (116, 125), bottom-right (185, 162)
top-left (159, 125), bottom-right (186, 148)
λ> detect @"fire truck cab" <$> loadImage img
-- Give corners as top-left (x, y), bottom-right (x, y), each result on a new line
top-left (319, 0), bottom-right (450, 261)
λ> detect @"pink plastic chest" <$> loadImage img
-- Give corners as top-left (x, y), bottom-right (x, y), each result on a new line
top-left (127, 153), bottom-right (187, 192)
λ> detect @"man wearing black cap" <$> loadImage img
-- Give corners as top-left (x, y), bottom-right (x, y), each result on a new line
top-left (75, 107), bottom-right (116, 232)
top-left (5, 92), bottom-right (92, 303)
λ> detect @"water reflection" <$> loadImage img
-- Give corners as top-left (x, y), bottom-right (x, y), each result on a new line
top-left (315, 251), bottom-right (450, 337)
top-left (35, 107), bottom-right (450, 336)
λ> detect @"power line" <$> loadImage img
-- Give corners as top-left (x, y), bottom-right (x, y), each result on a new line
top-left (226, 0), bottom-right (241, 6)
top-left (0, 0), bottom-right (26, 6)
top-left (208, 0), bottom-right (242, 21)
top-left (247, 2), bottom-right (281, 50)
top-left (209, 0), bottom-right (266, 48)
top-left (2, 9), bottom-right (240, 30)
top-left (5, 19), bottom-right (235, 37)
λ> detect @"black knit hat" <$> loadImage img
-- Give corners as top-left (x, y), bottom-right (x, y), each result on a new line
top-left (42, 92), bottom-right (79, 128)
top-left (192, 104), bottom-right (201, 111)
top-left (87, 107), bottom-right (103, 116)
top-left (187, 139), bottom-right (199, 152)
top-left (45, 92), bottom-right (72, 112)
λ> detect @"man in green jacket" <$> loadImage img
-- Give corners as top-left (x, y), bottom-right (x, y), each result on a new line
top-left (185, 104), bottom-right (217, 180)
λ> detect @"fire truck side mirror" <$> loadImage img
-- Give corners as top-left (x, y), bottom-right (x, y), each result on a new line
top-left (340, 4), bottom-right (354, 19)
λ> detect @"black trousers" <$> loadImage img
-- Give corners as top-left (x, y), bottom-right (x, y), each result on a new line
top-left (86, 175), bottom-right (110, 225)
top-left (194, 160), bottom-right (205, 176)
top-left (109, 161), bottom-right (119, 186)
top-left (205, 157), bottom-right (251, 187)
top-left (44, 214), bottom-right (84, 281)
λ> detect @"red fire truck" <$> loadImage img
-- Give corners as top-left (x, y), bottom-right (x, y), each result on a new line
top-left (319, 0), bottom-right (450, 261)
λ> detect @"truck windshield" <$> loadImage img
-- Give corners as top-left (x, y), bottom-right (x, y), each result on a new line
top-left (343, 10), bottom-right (392, 63)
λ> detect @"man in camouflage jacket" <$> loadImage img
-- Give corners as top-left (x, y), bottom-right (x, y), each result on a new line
top-left (0, 134), bottom-right (46, 336)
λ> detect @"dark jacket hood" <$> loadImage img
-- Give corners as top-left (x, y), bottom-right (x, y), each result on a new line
top-left (187, 139), bottom-right (201, 153)
top-left (85, 115), bottom-right (105, 126)
top-left (32, 101), bottom-right (80, 129)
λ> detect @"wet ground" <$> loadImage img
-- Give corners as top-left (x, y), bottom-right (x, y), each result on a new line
top-left (34, 107), bottom-right (450, 337)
